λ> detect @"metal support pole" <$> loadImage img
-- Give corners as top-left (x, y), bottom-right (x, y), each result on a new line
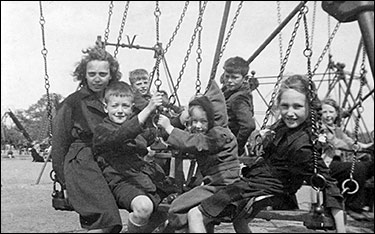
top-left (35, 151), bottom-right (51, 184)
top-left (357, 11), bottom-right (374, 79)
top-left (247, 1), bottom-right (307, 64)
top-left (209, 1), bottom-right (231, 81)
top-left (342, 39), bottom-right (363, 108)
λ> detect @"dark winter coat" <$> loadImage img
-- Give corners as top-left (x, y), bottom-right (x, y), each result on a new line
top-left (51, 86), bottom-right (122, 231)
top-left (199, 120), bottom-right (344, 220)
top-left (223, 82), bottom-right (256, 155)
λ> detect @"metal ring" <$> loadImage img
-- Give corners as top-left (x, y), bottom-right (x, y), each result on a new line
top-left (342, 178), bottom-right (359, 195)
top-left (310, 173), bottom-right (327, 191)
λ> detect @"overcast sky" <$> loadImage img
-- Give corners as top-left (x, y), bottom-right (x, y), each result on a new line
top-left (1, 1), bottom-right (373, 131)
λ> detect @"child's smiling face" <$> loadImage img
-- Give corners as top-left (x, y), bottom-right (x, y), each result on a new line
top-left (189, 106), bottom-right (209, 134)
top-left (105, 95), bottom-right (133, 124)
top-left (279, 89), bottom-right (308, 129)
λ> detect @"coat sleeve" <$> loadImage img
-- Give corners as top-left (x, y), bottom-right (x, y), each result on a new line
top-left (93, 117), bottom-right (143, 151)
top-left (51, 102), bottom-right (74, 186)
top-left (166, 128), bottom-right (218, 154)
top-left (232, 94), bottom-right (256, 153)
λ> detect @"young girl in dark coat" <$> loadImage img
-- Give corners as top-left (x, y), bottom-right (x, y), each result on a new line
top-left (157, 80), bottom-right (241, 232)
top-left (188, 74), bottom-right (346, 233)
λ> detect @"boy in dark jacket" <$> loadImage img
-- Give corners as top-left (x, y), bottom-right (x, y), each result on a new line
top-left (92, 81), bottom-right (178, 233)
top-left (221, 56), bottom-right (256, 156)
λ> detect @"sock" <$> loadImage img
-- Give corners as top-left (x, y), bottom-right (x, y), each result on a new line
top-left (127, 212), bottom-right (148, 233)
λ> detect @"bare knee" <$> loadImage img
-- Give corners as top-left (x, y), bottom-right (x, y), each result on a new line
top-left (130, 195), bottom-right (154, 222)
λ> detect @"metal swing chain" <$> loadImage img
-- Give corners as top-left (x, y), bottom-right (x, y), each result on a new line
top-left (302, 8), bottom-right (329, 193)
top-left (309, 1), bottom-right (317, 49)
top-left (113, 1), bottom-right (130, 58)
top-left (149, 1), bottom-right (190, 100)
top-left (195, 1), bottom-right (203, 95)
top-left (277, 1), bottom-right (283, 67)
top-left (162, 1), bottom-right (190, 55)
top-left (151, 1), bottom-right (162, 92)
top-left (168, 1), bottom-right (208, 104)
top-left (38, 1), bottom-right (53, 143)
top-left (302, 7), bottom-right (320, 177)
top-left (311, 21), bottom-right (340, 76)
top-left (103, 1), bottom-right (114, 47)
top-left (260, 7), bottom-right (305, 131)
top-left (205, 1), bottom-right (244, 93)
top-left (341, 45), bottom-right (366, 195)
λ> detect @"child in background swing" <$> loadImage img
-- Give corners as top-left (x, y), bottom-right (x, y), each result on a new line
top-left (220, 56), bottom-right (256, 157)
top-left (129, 68), bottom-right (152, 113)
top-left (188, 75), bottom-right (346, 233)
top-left (320, 97), bottom-right (374, 221)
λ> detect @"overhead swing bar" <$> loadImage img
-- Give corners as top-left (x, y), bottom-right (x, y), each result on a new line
top-left (208, 1), bottom-right (231, 82)
top-left (247, 1), bottom-right (307, 65)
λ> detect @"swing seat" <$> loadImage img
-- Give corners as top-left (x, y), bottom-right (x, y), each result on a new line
top-left (256, 208), bottom-right (335, 230)
top-left (250, 195), bottom-right (336, 231)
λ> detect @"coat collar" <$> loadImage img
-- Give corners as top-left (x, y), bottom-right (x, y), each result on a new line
top-left (272, 120), bottom-right (310, 146)
top-left (79, 86), bottom-right (105, 113)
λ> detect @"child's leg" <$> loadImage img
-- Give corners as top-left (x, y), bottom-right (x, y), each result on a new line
top-left (331, 208), bottom-right (346, 233)
top-left (187, 206), bottom-right (207, 233)
top-left (127, 195), bottom-right (154, 233)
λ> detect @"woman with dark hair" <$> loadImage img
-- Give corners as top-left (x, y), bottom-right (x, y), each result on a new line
top-left (51, 45), bottom-right (123, 233)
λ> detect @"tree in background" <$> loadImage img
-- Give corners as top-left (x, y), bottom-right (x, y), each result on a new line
top-left (1, 93), bottom-right (64, 151)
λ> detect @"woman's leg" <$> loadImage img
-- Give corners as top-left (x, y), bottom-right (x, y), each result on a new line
top-left (65, 154), bottom-right (122, 232)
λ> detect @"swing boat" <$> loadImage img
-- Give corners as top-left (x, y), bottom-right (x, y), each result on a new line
top-left (32, 1), bottom-right (374, 233)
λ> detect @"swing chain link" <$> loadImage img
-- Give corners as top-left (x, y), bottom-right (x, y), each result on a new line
top-left (206, 1), bottom-right (244, 93)
top-left (171, 1), bottom-right (208, 104)
top-left (155, 1), bottom-right (161, 44)
top-left (38, 1), bottom-right (53, 142)
top-left (276, 1), bottom-right (283, 67)
top-left (113, 1), bottom-right (130, 58)
top-left (261, 5), bottom-right (305, 130)
top-left (309, 1), bottom-right (317, 49)
top-left (195, 1), bottom-right (203, 95)
top-left (303, 7), bottom-right (320, 175)
top-left (103, 1), bottom-right (114, 46)
top-left (149, 1), bottom-right (190, 97)
top-left (312, 22), bottom-right (340, 76)
top-left (152, 1), bottom-right (162, 92)
top-left (347, 44), bottom-right (367, 182)
top-left (163, 1), bottom-right (189, 55)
